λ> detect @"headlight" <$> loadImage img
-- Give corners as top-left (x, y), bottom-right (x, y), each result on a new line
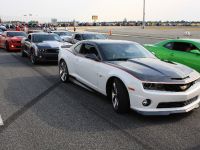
top-left (143, 82), bottom-right (193, 92)
top-left (38, 49), bottom-right (45, 52)
top-left (143, 83), bottom-right (165, 91)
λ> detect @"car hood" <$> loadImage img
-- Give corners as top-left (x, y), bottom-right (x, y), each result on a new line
top-left (60, 35), bottom-right (72, 39)
top-left (36, 41), bottom-right (71, 48)
top-left (107, 58), bottom-right (199, 83)
top-left (10, 36), bottom-right (24, 41)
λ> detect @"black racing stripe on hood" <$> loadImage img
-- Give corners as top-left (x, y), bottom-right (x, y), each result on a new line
top-left (128, 59), bottom-right (166, 76)
top-left (104, 62), bottom-right (142, 80)
top-left (105, 59), bottom-right (194, 83)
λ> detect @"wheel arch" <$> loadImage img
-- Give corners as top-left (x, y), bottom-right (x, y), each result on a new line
top-left (59, 58), bottom-right (65, 65)
top-left (106, 76), bottom-right (127, 96)
top-left (30, 47), bottom-right (35, 54)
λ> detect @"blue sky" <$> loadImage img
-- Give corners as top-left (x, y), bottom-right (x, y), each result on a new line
top-left (0, 0), bottom-right (199, 22)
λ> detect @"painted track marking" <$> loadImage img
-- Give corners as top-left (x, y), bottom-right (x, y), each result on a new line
top-left (0, 115), bottom-right (3, 126)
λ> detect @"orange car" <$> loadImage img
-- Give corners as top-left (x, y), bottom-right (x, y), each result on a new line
top-left (0, 31), bottom-right (27, 51)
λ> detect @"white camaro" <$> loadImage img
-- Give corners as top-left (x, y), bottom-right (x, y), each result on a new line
top-left (58, 40), bottom-right (200, 115)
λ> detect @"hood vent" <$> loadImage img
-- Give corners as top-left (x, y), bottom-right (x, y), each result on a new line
top-left (171, 76), bottom-right (190, 80)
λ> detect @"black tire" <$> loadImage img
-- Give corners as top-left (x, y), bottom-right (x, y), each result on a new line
top-left (21, 45), bottom-right (27, 57)
top-left (110, 78), bottom-right (130, 113)
top-left (6, 42), bottom-right (10, 51)
top-left (21, 50), bottom-right (27, 57)
top-left (59, 60), bottom-right (69, 82)
top-left (30, 52), bottom-right (38, 65)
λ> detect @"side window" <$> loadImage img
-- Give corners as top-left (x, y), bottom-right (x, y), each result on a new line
top-left (173, 42), bottom-right (197, 52)
top-left (79, 44), bottom-right (99, 57)
top-left (74, 44), bottom-right (82, 53)
top-left (75, 34), bottom-right (81, 40)
top-left (164, 42), bottom-right (198, 52)
top-left (28, 35), bottom-right (32, 41)
top-left (164, 42), bottom-right (174, 50)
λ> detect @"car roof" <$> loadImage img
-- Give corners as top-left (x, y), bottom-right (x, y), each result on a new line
top-left (52, 30), bottom-right (70, 32)
top-left (30, 32), bottom-right (55, 35)
top-left (179, 39), bottom-right (200, 43)
top-left (156, 38), bottom-right (200, 49)
top-left (82, 39), bottom-right (139, 45)
top-left (76, 32), bottom-right (104, 35)
top-left (162, 38), bottom-right (200, 43)
top-left (6, 31), bottom-right (25, 33)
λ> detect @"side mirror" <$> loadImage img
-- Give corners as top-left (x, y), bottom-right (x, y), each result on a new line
top-left (85, 53), bottom-right (100, 61)
top-left (190, 50), bottom-right (200, 55)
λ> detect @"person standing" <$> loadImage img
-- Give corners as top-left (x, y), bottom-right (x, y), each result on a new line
top-left (16, 25), bottom-right (21, 31)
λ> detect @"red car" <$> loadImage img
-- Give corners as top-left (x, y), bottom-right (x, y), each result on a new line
top-left (0, 31), bottom-right (27, 51)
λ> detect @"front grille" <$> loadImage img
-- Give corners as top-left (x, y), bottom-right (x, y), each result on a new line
top-left (45, 49), bottom-right (59, 53)
top-left (45, 56), bottom-right (58, 60)
top-left (157, 96), bottom-right (198, 108)
top-left (17, 41), bottom-right (21, 43)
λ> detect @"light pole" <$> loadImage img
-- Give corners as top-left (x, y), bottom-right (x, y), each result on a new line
top-left (142, 0), bottom-right (146, 29)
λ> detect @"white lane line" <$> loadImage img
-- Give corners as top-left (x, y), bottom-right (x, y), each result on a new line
top-left (0, 115), bottom-right (4, 126)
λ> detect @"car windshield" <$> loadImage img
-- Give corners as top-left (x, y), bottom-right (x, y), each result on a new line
top-left (55, 32), bottom-right (73, 36)
top-left (99, 43), bottom-right (155, 61)
top-left (82, 34), bottom-right (107, 40)
top-left (32, 34), bottom-right (62, 43)
top-left (7, 32), bottom-right (27, 37)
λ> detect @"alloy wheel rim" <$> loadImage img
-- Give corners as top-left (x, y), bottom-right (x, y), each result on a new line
top-left (112, 82), bottom-right (119, 109)
top-left (60, 62), bottom-right (67, 81)
top-left (31, 54), bottom-right (35, 64)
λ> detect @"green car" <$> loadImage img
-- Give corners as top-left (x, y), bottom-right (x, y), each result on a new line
top-left (144, 39), bottom-right (200, 72)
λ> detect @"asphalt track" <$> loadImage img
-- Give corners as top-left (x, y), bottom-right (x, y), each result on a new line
top-left (0, 32), bottom-right (200, 150)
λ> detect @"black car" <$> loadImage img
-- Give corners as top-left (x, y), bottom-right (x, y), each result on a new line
top-left (21, 33), bottom-right (71, 64)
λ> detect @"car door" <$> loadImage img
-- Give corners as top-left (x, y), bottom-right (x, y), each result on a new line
top-left (185, 50), bottom-right (200, 72)
top-left (155, 42), bottom-right (175, 60)
top-left (75, 43), bottom-right (101, 90)
top-left (167, 42), bottom-right (200, 72)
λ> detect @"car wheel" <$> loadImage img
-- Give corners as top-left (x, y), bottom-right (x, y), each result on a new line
top-left (59, 60), bottom-right (69, 82)
top-left (111, 79), bottom-right (130, 113)
top-left (6, 42), bottom-right (10, 51)
top-left (21, 50), bottom-right (27, 57)
top-left (30, 53), bottom-right (38, 64)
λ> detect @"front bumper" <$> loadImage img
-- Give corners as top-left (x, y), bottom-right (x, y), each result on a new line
top-left (129, 81), bottom-right (200, 115)
top-left (8, 43), bottom-right (22, 51)
top-left (36, 53), bottom-right (58, 62)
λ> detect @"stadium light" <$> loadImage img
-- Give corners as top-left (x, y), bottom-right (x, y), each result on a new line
top-left (142, 0), bottom-right (146, 29)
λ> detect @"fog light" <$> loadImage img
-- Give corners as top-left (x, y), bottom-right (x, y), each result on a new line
top-left (142, 99), bottom-right (151, 106)
top-left (11, 45), bottom-right (14, 48)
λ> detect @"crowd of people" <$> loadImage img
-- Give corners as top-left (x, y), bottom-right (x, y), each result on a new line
top-left (0, 22), bottom-right (58, 33)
